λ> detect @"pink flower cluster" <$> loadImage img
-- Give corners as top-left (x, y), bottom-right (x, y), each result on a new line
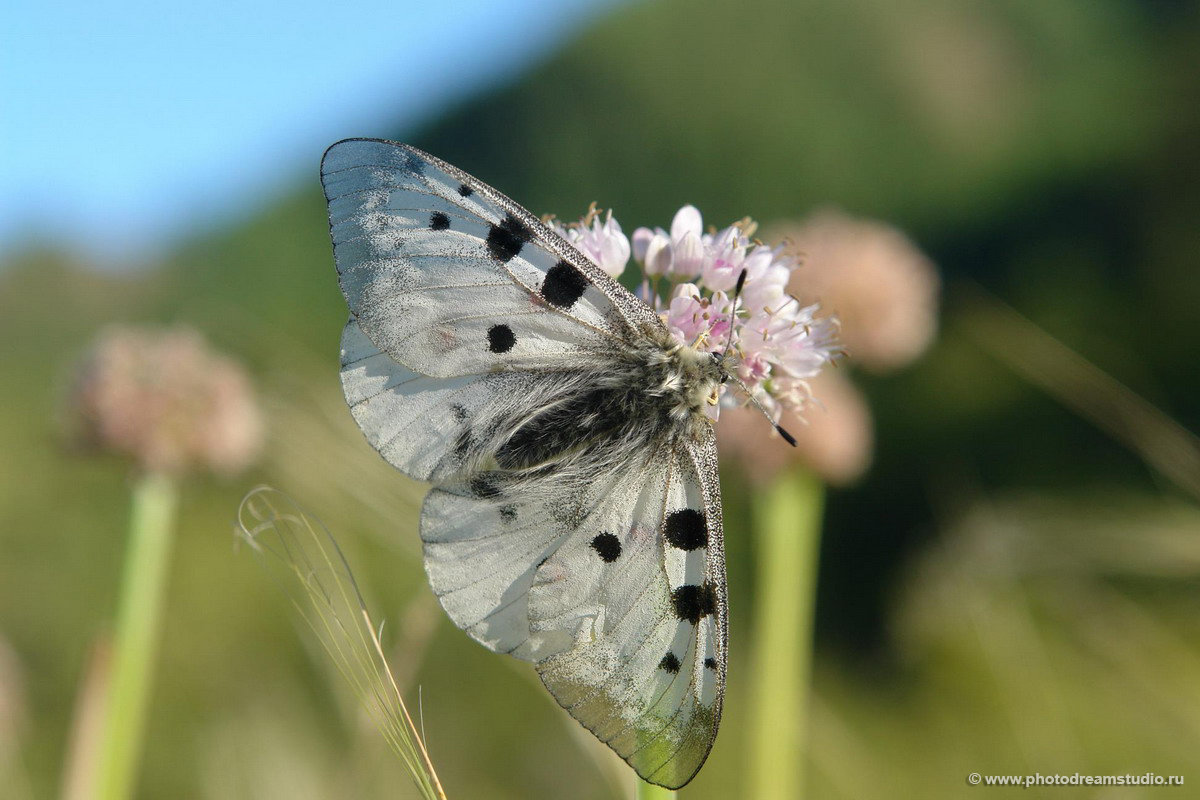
top-left (66, 325), bottom-right (263, 475)
top-left (555, 205), bottom-right (840, 420)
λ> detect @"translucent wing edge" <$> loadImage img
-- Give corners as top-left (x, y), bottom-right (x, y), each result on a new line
top-left (659, 425), bottom-right (728, 788)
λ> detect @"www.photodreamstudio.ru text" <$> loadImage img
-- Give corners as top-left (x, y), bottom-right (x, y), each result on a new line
top-left (967, 772), bottom-right (1184, 788)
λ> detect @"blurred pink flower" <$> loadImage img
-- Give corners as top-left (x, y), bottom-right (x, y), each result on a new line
top-left (782, 369), bottom-right (873, 486)
top-left (773, 210), bottom-right (939, 373)
top-left (717, 369), bottom-right (872, 487)
top-left (65, 325), bottom-right (263, 476)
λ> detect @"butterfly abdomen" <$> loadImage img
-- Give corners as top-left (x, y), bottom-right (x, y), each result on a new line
top-left (492, 377), bottom-right (667, 472)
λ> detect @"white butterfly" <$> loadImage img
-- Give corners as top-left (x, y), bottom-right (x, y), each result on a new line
top-left (322, 138), bottom-right (728, 788)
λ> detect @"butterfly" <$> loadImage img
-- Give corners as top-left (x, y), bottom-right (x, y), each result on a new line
top-left (322, 138), bottom-right (728, 788)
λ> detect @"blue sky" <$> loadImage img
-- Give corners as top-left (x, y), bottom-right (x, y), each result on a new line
top-left (1, 0), bottom-right (615, 264)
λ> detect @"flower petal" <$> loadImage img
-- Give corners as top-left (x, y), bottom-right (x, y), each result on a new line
top-left (671, 230), bottom-right (704, 278)
top-left (631, 227), bottom-right (655, 262)
top-left (670, 205), bottom-right (703, 244)
top-left (644, 231), bottom-right (673, 275)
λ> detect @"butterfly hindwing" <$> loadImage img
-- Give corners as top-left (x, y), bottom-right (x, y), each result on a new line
top-left (418, 432), bottom-right (726, 788)
top-left (531, 427), bottom-right (726, 789)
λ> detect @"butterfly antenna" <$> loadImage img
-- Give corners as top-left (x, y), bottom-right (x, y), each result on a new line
top-left (721, 269), bottom-right (748, 360)
top-left (718, 269), bottom-right (794, 445)
top-left (728, 372), bottom-right (798, 447)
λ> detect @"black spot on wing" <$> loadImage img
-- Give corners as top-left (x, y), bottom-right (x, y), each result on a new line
top-left (672, 583), bottom-right (717, 624)
top-left (487, 323), bottom-right (516, 353)
top-left (659, 652), bottom-right (681, 674)
top-left (457, 183), bottom-right (473, 197)
top-left (499, 504), bottom-right (517, 523)
top-left (541, 260), bottom-right (589, 309)
top-left (429, 211), bottom-right (450, 230)
top-left (590, 532), bottom-right (621, 562)
top-left (450, 404), bottom-right (468, 422)
top-left (664, 509), bottom-right (707, 551)
top-left (486, 213), bottom-right (532, 262)
top-left (704, 657), bottom-right (717, 670)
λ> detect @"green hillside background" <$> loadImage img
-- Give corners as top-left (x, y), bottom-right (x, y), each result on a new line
top-left (3, 0), bottom-right (1199, 797)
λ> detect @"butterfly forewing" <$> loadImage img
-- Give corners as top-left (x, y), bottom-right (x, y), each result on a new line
top-left (323, 138), bottom-right (727, 788)
top-left (323, 139), bottom-right (658, 379)
top-left (342, 319), bottom-right (522, 483)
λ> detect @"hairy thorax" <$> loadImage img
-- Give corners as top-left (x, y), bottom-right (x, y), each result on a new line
top-left (634, 327), bottom-right (727, 431)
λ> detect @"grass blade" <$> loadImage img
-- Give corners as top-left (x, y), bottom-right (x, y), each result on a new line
top-left (236, 486), bottom-right (446, 800)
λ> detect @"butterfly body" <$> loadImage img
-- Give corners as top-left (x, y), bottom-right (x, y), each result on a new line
top-left (512, 331), bottom-right (724, 454)
top-left (323, 139), bottom-right (727, 788)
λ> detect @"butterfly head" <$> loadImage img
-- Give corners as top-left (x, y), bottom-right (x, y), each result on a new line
top-left (709, 351), bottom-right (736, 397)
top-left (646, 336), bottom-right (729, 427)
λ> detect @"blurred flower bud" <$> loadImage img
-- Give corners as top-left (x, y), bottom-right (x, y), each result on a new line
top-left (717, 369), bottom-right (873, 487)
top-left (770, 211), bottom-right (939, 374)
top-left (65, 325), bottom-right (263, 476)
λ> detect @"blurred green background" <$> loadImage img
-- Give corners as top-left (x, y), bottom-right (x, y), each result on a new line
top-left (3, 0), bottom-right (1199, 797)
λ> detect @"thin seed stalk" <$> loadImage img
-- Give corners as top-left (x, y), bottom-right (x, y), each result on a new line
top-left (94, 472), bottom-right (179, 800)
top-left (749, 469), bottom-right (824, 800)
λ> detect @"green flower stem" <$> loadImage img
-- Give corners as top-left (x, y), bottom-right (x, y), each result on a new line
top-left (636, 780), bottom-right (676, 800)
top-left (749, 469), bottom-right (824, 800)
top-left (94, 472), bottom-right (179, 800)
